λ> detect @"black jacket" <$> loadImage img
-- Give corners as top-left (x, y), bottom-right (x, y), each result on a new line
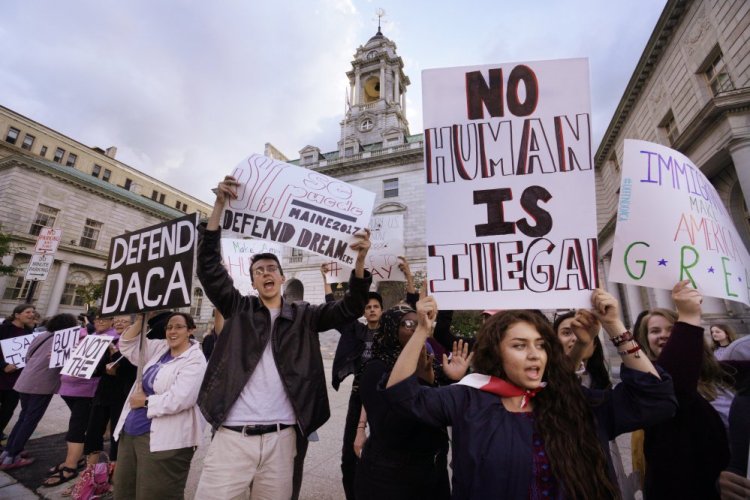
top-left (196, 228), bottom-right (371, 436)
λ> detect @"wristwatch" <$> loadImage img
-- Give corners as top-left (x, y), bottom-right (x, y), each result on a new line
top-left (144, 397), bottom-right (149, 408)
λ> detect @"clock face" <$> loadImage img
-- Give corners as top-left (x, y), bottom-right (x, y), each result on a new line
top-left (366, 50), bottom-right (377, 60)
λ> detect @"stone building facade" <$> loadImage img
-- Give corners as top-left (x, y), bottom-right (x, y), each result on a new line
top-left (596, 0), bottom-right (750, 332)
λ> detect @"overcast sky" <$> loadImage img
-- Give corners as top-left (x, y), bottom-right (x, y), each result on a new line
top-left (0, 0), bottom-right (666, 204)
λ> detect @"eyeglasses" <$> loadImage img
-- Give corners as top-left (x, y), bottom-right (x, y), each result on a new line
top-left (400, 319), bottom-right (417, 330)
top-left (253, 264), bottom-right (279, 277)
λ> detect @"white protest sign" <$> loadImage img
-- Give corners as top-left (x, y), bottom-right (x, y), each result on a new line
top-left (49, 327), bottom-right (82, 369)
top-left (1, 332), bottom-right (43, 368)
top-left (25, 253), bottom-right (54, 281)
top-left (609, 140), bottom-right (750, 304)
top-left (323, 214), bottom-right (406, 283)
top-left (60, 335), bottom-right (115, 379)
top-left (423, 58), bottom-right (598, 309)
top-left (101, 213), bottom-right (197, 314)
top-left (34, 227), bottom-right (62, 254)
top-left (220, 238), bottom-right (284, 295)
top-left (221, 154), bottom-right (376, 266)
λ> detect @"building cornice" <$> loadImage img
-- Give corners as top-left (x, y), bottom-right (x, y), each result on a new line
top-left (673, 87), bottom-right (750, 151)
top-left (314, 147), bottom-right (423, 177)
top-left (595, 0), bottom-right (689, 167)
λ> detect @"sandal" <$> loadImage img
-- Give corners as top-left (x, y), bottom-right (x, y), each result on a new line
top-left (48, 458), bottom-right (85, 474)
top-left (42, 466), bottom-right (78, 487)
top-left (0, 456), bottom-right (35, 470)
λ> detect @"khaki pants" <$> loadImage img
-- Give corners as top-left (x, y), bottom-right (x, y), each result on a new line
top-left (195, 426), bottom-right (297, 500)
top-left (113, 432), bottom-right (195, 500)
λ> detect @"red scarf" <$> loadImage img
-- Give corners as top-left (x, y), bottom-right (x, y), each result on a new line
top-left (457, 373), bottom-right (546, 409)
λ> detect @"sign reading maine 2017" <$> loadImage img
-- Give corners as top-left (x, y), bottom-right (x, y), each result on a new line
top-left (222, 154), bottom-right (375, 265)
top-left (423, 58), bottom-right (598, 310)
top-left (610, 140), bottom-right (750, 305)
top-left (101, 213), bottom-right (198, 314)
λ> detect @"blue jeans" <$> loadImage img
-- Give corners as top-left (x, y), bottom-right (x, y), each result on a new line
top-left (4, 393), bottom-right (53, 456)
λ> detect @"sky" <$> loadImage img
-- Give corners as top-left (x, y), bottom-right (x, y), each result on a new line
top-left (0, 0), bottom-right (667, 204)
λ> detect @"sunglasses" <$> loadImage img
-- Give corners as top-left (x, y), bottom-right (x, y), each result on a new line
top-left (400, 319), bottom-right (417, 330)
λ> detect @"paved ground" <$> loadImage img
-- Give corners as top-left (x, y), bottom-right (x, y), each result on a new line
top-left (0, 330), bottom-right (639, 499)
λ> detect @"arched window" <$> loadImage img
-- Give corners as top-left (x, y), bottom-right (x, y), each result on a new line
top-left (190, 288), bottom-right (204, 318)
top-left (283, 279), bottom-right (304, 302)
top-left (60, 271), bottom-right (92, 307)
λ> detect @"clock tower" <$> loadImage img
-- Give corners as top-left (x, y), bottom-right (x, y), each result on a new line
top-left (338, 27), bottom-right (411, 155)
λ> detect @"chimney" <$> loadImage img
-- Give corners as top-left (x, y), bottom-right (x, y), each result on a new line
top-left (105, 146), bottom-right (117, 159)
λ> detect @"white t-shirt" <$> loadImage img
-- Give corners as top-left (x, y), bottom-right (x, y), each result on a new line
top-left (223, 308), bottom-right (297, 426)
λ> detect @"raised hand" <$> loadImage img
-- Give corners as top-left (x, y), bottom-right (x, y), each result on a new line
top-left (570, 309), bottom-right (601, 347)
top-left (672, 280), bottom-right (702, 326)
top-left (442, 339), bottom-right (474, 381)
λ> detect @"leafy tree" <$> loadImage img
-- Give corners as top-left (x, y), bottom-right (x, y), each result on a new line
top-left (0, 226), bottom-right (17, 276)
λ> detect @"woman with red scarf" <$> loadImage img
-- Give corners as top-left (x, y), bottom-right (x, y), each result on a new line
top-left (386, 291), bottom-right (677, 499)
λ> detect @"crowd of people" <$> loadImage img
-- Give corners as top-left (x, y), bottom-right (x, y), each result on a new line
top-left (0, 175), bottom-right (747, 499)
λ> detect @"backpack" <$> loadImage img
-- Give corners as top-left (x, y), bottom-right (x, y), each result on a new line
top-left (70, 451), bottom-right (112, 500)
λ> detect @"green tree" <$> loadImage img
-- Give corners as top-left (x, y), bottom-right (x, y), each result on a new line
top-left (0, 226), bottom-right (17, 276)
top-left (79, 280), bottom-right (104, 308)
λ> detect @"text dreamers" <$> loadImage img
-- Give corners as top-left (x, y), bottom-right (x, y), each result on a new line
top-left (422, 58), bottom-right (598, 310)
top-left (222, 154), bottom-right (375, 265)
top-left (101, 213), bottom-right (197, 314)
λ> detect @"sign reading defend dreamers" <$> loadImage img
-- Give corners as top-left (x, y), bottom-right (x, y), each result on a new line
top-left (610, 140), bottom-right (750, 305)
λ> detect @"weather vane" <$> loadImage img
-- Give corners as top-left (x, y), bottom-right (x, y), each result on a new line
top-left (375, 8), bottom-right (386, 33)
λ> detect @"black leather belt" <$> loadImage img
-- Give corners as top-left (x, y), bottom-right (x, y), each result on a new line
top-left (223, 424), bottom-right (293, 436)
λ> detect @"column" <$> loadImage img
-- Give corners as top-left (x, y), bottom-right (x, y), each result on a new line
top-left (354, 70), bottom-right (361, 105)
top-left (651, 287), bottom-right (673, 309)
top-left (729, 137), bottom-right (750, 209)
top-left (394, 70), bottom-right (400, 105)
top-left (379, 63), bottom-right (385, 100)
top-left (623, 285), bottom-right (645, 326)
top-left (45, 260), bottom-right (70, 317)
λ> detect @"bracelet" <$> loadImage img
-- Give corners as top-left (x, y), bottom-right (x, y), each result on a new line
top-left (610, 330), bottom-right (634, 347)
top-left (357, 425), bottom-right (366, 430)
top-left (617, 341), bottom-right (642, 358)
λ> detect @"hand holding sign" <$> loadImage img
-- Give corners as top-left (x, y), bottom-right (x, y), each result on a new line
top-left (672, 280), bottom-right (702, 326)
top-left (351, 228), bottom-right (371, 278)
top-left (216, 175), bottom-right (240, 205)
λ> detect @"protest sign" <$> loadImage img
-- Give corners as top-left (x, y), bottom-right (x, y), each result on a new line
top-left (423, 58), bottom-right (598, 309)
top-left (60, 335), bottom-right (115, 379)
top-left (221, 154), bottom-right (376, 265)
top-left (101, 213), bottom-right (198, 314)
top-left (49, 326), bottom-right (81, 369)
top-left (323, 214), bottom-right (406, 283)
top-left (0, 332), bottom-right (43, 368)
top-left (609, 140), bottom-right (750, 305)
top-left (221, 238), bottom-right (284, 295)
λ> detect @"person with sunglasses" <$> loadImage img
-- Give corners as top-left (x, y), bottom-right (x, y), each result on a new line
top-left (354, 304), bottom-right (473, 500)
top-left (194, 175), bottom-right (373, 499)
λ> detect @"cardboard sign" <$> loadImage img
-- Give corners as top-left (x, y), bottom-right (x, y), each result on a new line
top-left (49, 327), bottom-right (82, 369)
top-left (0, 332), bottom-right (43, 368)
top-left (609, 140), bottom-right (750, 304)
top-left (221, 154), bottom-right (376, 265)
top-left (422, 58), bottom-right (598, 309)
top-left (25, 253), bottom-right (54, 281)
top-left (220, 238), bottom-right (284, 295)
top-left (101, 213), bottom-right (198, 314)
top-left (34, 227), bottom-right (62, 254)
top-left (60, 335), bottom-right (115, 379)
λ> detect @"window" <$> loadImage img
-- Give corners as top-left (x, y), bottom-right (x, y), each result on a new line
top-left (159, 193), bottom-right (165, 204)
top-left (123, 178), bottom-right (132, 190)
top-left (661, 111), bottom-right (678, 146)
top-left (290, 248), bottom-right (304, 263)
top-left (102, 169), bottom-right (111, 182)
top-left (360, 118), bottom-right (374, 132)
top-left (65, 153), bottom-right (77, 167)
top-left (151, 190), bottom-right (159, 201)
top-left (705, 51), bottom-right (734, 96)
top-left (190, 288), bottom-right (204, 318)
top-left (21, 134), bottom-right (35, 150)
top-left (345, 147), bottom-right (354, 155)
top-left (53, 147), bottom-right (65, 163)
top-left (60, 272), bottom-right (91, 306)
top-left (92, 164), bottom-right (101, 178)
top-left (30, 204), bottom-right (59, 236)
top-left (383, 178), bottom-right (399, 198)
top-left (176, 201), bottom-right (187, 212)
top-left (2, 274), bottom-right (32, 300)
top-left (40, 145), bottom-right (48, 157)
top-left (303, 154), bottom-right (315, 165)
top-left (5, 127), bottom-right (19, 145)
top-left (79, 219), bottom-right (103, 249)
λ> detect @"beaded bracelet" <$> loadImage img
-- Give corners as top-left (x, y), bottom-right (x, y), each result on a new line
top-left (610, 330), bottom-right (634, 347)
top-left (617, 342), bottom-right (642, 358)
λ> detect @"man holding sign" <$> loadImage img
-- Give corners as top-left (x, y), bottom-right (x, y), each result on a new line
top-left (195, 175), bottom-right (373, 499)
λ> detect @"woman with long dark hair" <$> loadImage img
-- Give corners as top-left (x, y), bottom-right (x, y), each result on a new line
top-left (0, 304), bottom-right (35, 439)
top-left (385, 291), bottom-right (677, 499)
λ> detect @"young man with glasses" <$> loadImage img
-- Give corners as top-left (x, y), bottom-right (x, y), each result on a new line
top-left (195, 175), bottom-right (373, 499)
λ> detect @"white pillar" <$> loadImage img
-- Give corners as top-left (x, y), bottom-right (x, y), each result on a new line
top-left (623, 285), bottom-right (646, 325)
top-left (729, 138), bottom-right (750, 209)
top-left (354, 70), bottom-right (361, 105)
top-left (46, 260), bottom-right (70, 317)
top-left (380, 63), bottom-right (385, 100)
top-left (651, 287), bottom-right (673, 309)
top-left (394, 70), bottom-right (400, 104)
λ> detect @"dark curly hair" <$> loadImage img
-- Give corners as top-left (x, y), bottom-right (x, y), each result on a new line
top-left (473, 310), bottom-right (619, 499)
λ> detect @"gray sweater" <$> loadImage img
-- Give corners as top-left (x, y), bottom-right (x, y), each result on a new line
top-left (14, 332), bottom-right (61, 395)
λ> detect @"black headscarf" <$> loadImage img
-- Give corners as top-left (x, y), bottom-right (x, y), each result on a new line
top-left (372, 304), bottom-right (415, 370)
